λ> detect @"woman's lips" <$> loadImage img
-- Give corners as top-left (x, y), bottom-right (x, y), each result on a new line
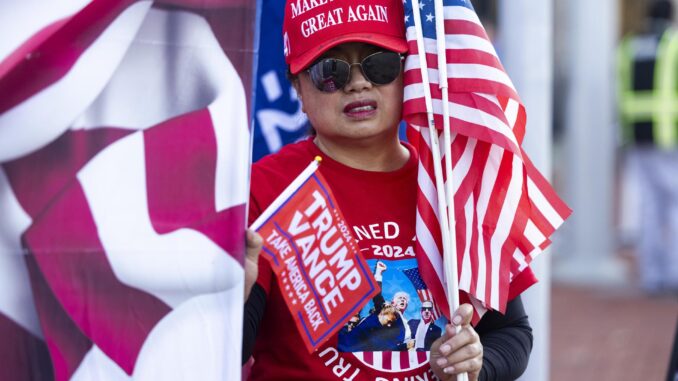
top-left (343, 100), bottom-right (378, 119)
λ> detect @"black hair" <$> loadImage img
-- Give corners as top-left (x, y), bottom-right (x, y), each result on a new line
top-left (649, 0), bottom-right (674, 21)
top-left (286, 65), bottom-right (316, 136)
top-left (285, 65), bottom-right (295, 82)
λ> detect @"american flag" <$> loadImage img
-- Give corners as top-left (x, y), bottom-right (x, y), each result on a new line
top-left (402, 267), bottom-right (441, 321)
top-left (402, 0), bottom-right (571, 320)
top-left (0, 1), bottom-right (255, 380)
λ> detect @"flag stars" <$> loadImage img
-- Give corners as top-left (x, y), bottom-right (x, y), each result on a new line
top-left (426, 13), bottom-right (434, 22)
top-left (419, 1), bottom-right (425, 10)
top-left (404, 14), bottom-right (410, 23)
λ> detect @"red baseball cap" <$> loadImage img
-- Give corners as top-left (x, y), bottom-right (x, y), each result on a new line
top-left (283, 0), bottom-right (408, 74)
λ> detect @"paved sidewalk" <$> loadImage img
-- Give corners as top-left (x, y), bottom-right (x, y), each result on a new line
top-left (551, 284), bottom-right (678, 381)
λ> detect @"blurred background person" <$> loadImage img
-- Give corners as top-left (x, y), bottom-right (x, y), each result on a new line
top-left (616, 0), bottom-right (678, 295)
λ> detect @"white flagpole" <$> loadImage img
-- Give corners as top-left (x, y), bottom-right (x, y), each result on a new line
top-left (432, 0), bottom-right (463, 332)
top-left (250, 157), bottom-right (321, 230)
top-left (432, 1), bottom-right (466, 380)
top-left (411, 1), bottom-right (466, 380)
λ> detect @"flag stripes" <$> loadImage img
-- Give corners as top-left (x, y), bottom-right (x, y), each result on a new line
top-left (351, 350), bottom-right (429, 372)
top-left (19, 105), bottom-right (248, 378)
top-left (0, 3), bottom-right (254, 379)
top-left (24, 176), bottom-right (172, 376)
top-left (0, 0), bottom-right (138, 114)
top-left (24, 255), bottom-right (95, 381)
top-left (403, 0), bottom-right (571, 317)
top-left (0, 1), bottom-right (152, 162)
top-left (0, 311), bottom-right (54, 381)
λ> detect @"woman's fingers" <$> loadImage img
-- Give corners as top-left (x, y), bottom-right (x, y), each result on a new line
top-left (435, 325), bottom-right (482, 365)
top-left (430, 304), bottom-right (483, 381)
top-left (434, 303), bottom-right (474, 349)
top-left (452, 303), bottom-right (474, 326)
top-left (246, 229), bottom-right (263, 252)
top-left (440, 355), bottom-right (483, 376)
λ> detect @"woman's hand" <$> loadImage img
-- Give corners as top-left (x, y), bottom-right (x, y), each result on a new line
top-left (244, 229), bottom-right (263, 300)
top-left (430, 304), bottom-right (483, 381)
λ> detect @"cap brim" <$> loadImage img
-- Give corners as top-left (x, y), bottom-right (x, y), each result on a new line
top-left (289, 33), bottom-right (409, 75)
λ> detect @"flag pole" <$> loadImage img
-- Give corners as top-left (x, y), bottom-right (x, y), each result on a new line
top-left (411, 1), bottom-right (466, 380)
top-left (432, 1), bottom-right (466, 380)
top-left (432, 0), bottom-right (463, 331)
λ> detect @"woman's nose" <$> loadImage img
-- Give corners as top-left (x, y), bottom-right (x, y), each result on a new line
top-left (343, 63), bottom-right (372, 92)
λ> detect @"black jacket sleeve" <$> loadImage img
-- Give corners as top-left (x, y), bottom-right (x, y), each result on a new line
top-left (242, 283), bottom-right (267, 365)
top-left (474, 296), bottom-right (533, 381)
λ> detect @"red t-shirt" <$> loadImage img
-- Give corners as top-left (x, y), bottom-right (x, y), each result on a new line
top-left (248, 138), bottom-right (535, 381)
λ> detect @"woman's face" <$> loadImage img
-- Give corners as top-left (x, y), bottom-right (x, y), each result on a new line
top-left (294, 42), bottom-right (404, 145)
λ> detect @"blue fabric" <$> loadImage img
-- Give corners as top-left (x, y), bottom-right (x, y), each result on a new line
top-left (252, 0), bottom-right (309, 162)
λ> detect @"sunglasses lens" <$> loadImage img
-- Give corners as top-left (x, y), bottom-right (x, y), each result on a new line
top-left (307, 52), bottom-right (401, 92)
top-left (362, 51), bottom-right (402, 85)
top-left (308, 58), bottom-right (350, 92)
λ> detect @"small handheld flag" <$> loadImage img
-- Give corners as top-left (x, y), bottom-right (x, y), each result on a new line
top-left (251, 158), bottom-right (379, 353)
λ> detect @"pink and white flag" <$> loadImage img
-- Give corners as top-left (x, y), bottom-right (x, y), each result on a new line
top-left (0, 1), bottom-right (255, 380)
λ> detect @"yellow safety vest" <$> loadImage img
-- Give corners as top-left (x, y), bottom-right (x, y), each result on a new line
top-left (617, 28), bottom-right (678, 149)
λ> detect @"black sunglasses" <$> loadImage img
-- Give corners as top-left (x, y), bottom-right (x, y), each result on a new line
top-left (306, 51), bottom-right (403, 93)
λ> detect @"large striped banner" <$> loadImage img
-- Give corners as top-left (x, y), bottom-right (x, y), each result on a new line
top-left (0, 1), bottom-right (256, 380)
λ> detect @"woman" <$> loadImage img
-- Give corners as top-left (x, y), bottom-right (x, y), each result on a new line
top-left (243, 0), bottom-right (533, 379)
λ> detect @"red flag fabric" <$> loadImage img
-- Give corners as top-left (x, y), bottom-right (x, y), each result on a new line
top-left (0, 1), bottom-right (255, 379)
top-left (402, 0), bottom-right (571, 320)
